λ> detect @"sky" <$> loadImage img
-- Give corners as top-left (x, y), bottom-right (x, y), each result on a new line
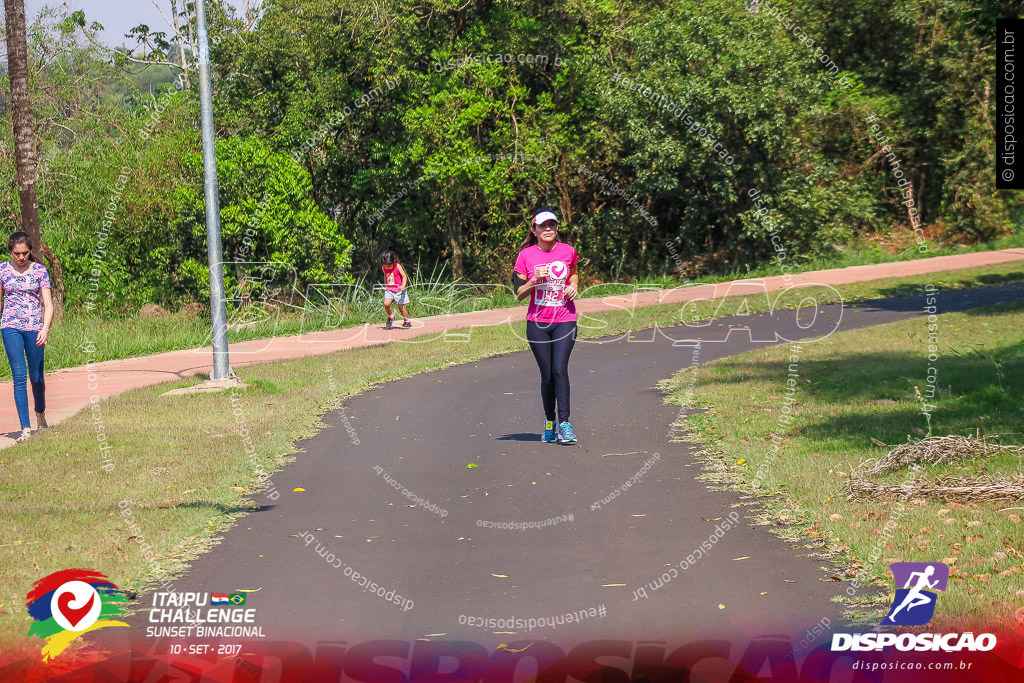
top-left (24, 0), bottom-right (248, 48)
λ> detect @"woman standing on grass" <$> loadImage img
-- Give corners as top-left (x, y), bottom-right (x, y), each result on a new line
top-left (512, 209), bottom-right (580, 444)
top-left (0, 232), bottom-right (53, 443)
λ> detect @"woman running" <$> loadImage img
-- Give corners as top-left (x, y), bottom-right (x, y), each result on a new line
top-left (0, 231), bottom-right (53, 443)
top-left (512, 209), bottom-right (580, 444)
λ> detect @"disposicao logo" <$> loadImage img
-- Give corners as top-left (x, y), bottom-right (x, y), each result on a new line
top-left (831, 561), bottom-right (997, 653)
top-left (26, 569), bottom-right (130, 661)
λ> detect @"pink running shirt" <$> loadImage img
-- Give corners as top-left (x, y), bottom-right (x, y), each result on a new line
top-left (382, 263), bottom-right (404, 292)
top-left (513, 242), bottom-right (579, 323)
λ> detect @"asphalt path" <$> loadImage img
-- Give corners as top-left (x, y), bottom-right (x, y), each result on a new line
top-left (93, 283), bottom-right (1024, 661)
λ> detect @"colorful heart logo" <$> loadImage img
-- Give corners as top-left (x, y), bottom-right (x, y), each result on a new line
top-left (57, 591), bottom-right (95, 629)
top-left (49, 581), bottom-right (101, 632)
top-left (28, 569), bottom-right (128, 661)
top-left (549, 261), bottom-right (566, 278)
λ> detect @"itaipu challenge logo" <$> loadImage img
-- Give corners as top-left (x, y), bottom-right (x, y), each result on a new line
top-left (883, 561), bottom-right (949, 625)
top-left (26, 569), bottom-right (129, 661)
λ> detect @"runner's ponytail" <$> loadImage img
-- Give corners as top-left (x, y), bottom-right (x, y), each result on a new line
top-left (518, 218), bottom-right (539, 251)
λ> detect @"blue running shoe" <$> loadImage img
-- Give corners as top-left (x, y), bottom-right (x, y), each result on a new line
top-left (541, 420), bottom-right (557, 443)
top-left (558, 421), bottom-right (577, 443)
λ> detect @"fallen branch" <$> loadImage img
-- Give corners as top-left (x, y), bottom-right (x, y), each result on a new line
top-left (848, 474), bottom-right (1024, 503)
top-left (856, 435), bottom-right (1023, 475)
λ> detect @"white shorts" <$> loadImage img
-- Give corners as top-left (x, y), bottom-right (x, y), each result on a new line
top-left (384, 289), bottom-right (410, 305)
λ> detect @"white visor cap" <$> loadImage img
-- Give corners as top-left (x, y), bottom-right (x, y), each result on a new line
top-left (533, 211), bottom-right (558, 225)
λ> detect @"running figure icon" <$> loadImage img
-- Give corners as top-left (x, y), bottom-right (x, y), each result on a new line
top-left (882, 562), bottom-right (949, 626)
top-left (888, 565), bottom-right (938, 622)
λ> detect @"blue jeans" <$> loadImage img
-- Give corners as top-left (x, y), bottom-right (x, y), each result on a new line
top-left (2, 328), bottom-right (46, 430)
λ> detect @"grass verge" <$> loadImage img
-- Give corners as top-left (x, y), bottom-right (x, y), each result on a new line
top-left (1, 263), bottom-right (1022, 654)
top-left (659, 299), bottom-right (1024, 631)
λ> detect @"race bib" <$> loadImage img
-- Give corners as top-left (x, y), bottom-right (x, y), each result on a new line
top-left (533, 260), bottom-right (567, 307)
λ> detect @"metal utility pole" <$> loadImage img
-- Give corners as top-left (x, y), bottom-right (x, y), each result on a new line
top-left (196, 0), bottom-right (232, 380)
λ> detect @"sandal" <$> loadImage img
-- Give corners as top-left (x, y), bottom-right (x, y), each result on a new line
top-left (15, 429), bottom-right (32, 443)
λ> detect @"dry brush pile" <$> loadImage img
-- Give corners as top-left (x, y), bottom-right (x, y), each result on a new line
top-left (848, 435), bottom-right (1024, 503)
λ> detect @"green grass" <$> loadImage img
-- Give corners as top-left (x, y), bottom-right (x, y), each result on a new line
top-left (658, 232), bottom-right (1024, 285)
top-left (17, 258), bottom-right (1024, 382)
top-left (782, 231), bottom-right (1024, 272)
top-left (2, 263), bottom-right (1023, 655)
top-left (660, 300), bottom-right (1024, 629)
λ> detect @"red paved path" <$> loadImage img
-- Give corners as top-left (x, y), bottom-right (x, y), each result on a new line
top-left (4, 248), bottom-right (1022, 446)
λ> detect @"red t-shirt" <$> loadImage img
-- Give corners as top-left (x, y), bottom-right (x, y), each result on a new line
top-left (513, 242), bottom-right (578, 323)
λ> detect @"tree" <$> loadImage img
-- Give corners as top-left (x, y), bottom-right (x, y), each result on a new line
top-left (69, 2), bottom-right (195, 88)
top-left (3, 0), bottom-right (64, 312)
top-left (20, 0), bottom-right (1019, 296)
top-left (69, 1), bottom-right (265, 91)
top-left (170, 136), bottom-right (353, 303)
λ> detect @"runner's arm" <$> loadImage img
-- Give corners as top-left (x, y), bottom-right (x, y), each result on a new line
top-left (397, 263), bottom-right (411, 291)
top-left (38, 287), bottom-right (54, 345)
top-left (512, 271), bottom-right (535, 301)
top-left (564, 263), bottom-right (580, 301)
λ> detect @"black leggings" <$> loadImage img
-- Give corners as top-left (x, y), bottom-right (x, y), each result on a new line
top-left (526, 320), bottom-right (577, 423)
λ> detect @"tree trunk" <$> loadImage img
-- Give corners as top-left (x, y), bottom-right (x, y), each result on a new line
top-left (639, 223), bottom-right (648, 276)
top-left (38, 241), bottom-right (65, 311)
top-left (4, 0), bottom-right (65, 315)
top-left (170, 0), bottom-right (192, 88)
top-left (915, 171), bottom-right (925, 227)
top-left (446, 214), bottom-right (464, 279)
top-left (904, 173), bottom-right (918, 229)
top-left (5, 0), bottom-right (39, 248)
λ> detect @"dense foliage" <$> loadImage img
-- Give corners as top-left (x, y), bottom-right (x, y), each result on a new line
top-left (0, 0), bottom-right (1019, 310)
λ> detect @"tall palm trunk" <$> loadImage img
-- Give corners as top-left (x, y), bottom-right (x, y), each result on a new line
top-left (4, 0), bottom-right (64, 314)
